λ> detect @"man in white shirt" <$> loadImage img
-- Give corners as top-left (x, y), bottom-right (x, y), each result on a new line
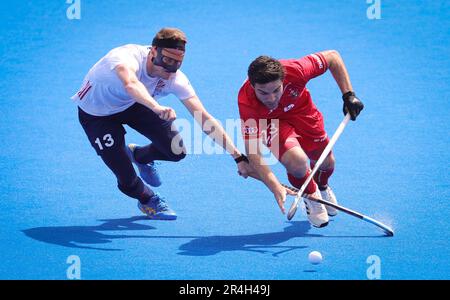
top-left (73, 28), bottom-right (251, 220)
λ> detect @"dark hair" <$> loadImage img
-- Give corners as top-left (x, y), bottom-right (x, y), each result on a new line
top-left (247, 56), bottom-right (285, 86)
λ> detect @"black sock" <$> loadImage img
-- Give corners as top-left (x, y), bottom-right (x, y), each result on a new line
top-left (118, 177), bottom-right (154, 204)
top-left (318, 184), bottom-right (328, 191)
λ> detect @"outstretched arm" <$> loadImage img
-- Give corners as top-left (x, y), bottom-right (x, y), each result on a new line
top-left (182, 95), bottom-right (252, 177)
top-left (244, 138), bottom-right (296, 214)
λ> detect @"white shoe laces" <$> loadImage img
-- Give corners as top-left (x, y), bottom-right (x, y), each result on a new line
top-left (322, 187), bottom-right (336, 204)
top-left (305, 192), bottom-right (326, 213)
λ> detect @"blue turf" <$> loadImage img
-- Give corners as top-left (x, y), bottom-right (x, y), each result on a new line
top-left (0, 0), bottom-right (449, 279)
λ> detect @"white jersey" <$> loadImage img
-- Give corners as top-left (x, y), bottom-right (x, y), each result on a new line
top-left (71, 44), bottom-right (196, 116)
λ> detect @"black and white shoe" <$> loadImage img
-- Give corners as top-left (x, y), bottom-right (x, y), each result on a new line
top-left (320, 186), bottom-right (338, 217)
top-left (303, 189), bottom-right (329, 228)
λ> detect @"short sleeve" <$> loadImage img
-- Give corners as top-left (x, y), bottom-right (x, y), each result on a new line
top-left (239, 108), bottom-right (261, 140)
top-left (107, 46), bottom-right (140, 72)
top-left (286, 52), bottom-right (328, 84)
top-left (238, 87), bottom-right (261, 140)
top-left (170, 71), bottom-right (196, 101)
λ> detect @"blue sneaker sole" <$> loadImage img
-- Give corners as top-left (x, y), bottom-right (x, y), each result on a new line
top-left (140, 211), bottom-right (177, 220)
top-left (138, 206), bottom-right (177, 220)
top-left (148, 214), bottom-right (177, 221)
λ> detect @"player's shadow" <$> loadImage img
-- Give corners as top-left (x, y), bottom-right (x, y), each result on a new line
top-left (22, 218), bottom-right (315, 254)
top-left (23, 217), bottom-right (386, 253)
top-left (176, 220), bottom-right (387, 257)
top-left (22, 216), bottom-right (156, 251)
top-left (177, 221), bottom-right (319, 257)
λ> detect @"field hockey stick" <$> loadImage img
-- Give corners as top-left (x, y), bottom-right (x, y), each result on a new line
top-left (287, 113), bottom-right (351, 220)
top-left (282, 184), bottom-right (394, 236)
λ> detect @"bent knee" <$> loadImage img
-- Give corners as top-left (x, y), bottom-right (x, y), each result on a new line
top-left (287, 162), bottom-right (309, 178)
top-left (319, 153), bottom-right (336, 170)
top-left (168, 151), bottom-right (186, 162)
top-left (281, 148), bottom-right (309, 177)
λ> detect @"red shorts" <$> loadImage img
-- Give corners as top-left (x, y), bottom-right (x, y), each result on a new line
top-left (265, 117), bottom-right (330, 161)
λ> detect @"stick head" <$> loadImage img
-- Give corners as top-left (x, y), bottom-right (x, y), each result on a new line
top-left (365, 216), bottom-right (395, 237)
top-left (287, 205), bottom-right (297, 220)
top-left (384, 228), bottom-right (394, 237)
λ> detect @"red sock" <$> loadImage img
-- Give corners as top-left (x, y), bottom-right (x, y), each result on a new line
top-left (287, 170), bottom-right (317, 194)
top-left (313, 168), bottom-right (334, 190)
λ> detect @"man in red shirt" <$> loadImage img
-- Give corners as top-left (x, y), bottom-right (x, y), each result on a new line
top-left (238, 51), bottom-right (364, 228)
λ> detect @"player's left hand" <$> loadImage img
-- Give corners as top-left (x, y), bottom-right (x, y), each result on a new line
top-left (342, 91), bottom-right (364, 121)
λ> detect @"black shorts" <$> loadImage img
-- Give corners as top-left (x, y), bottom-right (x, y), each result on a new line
top-left (78, 103), bottom-right (175, 157)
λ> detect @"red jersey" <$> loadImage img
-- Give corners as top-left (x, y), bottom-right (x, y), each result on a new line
top-left (238, 53), bottom-right (328, 140)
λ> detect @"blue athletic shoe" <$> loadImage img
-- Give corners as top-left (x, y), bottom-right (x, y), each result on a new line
top-left (126, 144), bottom-right (161, 187)
top-left (138, 193), bottom-right (177, 220)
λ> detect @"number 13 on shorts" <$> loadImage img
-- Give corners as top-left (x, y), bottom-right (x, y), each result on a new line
top-left (94, 134), bottom-right (115, 151)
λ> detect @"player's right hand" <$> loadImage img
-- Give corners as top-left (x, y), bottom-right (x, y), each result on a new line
top-left (342, 91), bottom-right (364, 121)
top-left (273, 185), bottom-right (297, 214)
top-left (154, 105), bottom-right (177, 121)
top-left (273, 184), bottom-right (293, 215)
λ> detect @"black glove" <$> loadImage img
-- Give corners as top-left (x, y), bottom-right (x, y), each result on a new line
top-left (234, 154), bottom-right (249, 164)
top-left (342, 91), bottom-right (364, 121)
